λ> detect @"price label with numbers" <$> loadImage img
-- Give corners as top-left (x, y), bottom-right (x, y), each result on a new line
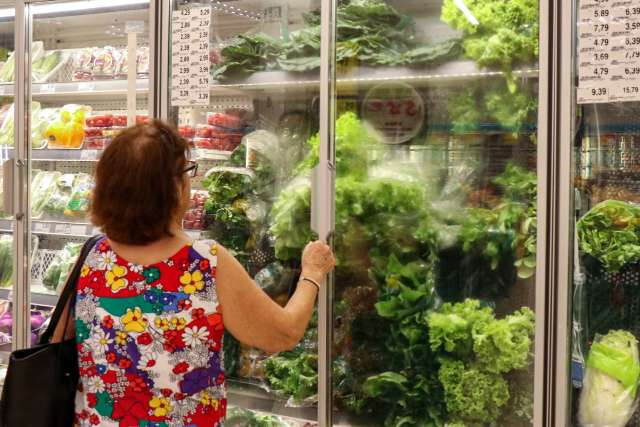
top-left (33, 222), bottom-right (52, 234)
top-left (577, 86), bottom-right (610, 104)
top-left (172, 5), bottom-right (211, 106)
top-left (613, 5), bottom-right (640, 20)
top-left (54, 223), bottom-right (72, 235)
top-left (610, 80), bottom-right (640, 101)
top-left (612, 63), bottom-right (640, 79)
top-left (579, 4), bottom-right (612, 22)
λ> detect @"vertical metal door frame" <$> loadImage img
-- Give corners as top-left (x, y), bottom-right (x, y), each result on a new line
top-left (316, 0), bottom-right (336, 422)
top-left (553, 0), bottom-right (576, 425)
top-left (12, 0), bottom-right (31, 351)
top-left (151, 0), bottom-right (171, 121)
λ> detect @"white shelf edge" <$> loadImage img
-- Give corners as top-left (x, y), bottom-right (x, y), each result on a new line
top-left (0, 79), bottom-right (149, 98)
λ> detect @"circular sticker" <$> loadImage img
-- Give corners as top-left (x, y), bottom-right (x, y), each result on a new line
top-left (361, 82), bottom-right (425, 144)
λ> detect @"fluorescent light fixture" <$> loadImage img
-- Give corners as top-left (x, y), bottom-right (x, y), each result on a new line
top-left (33, 0), bottom-right (149, 15)
top-left (454, 0), bottom-right (479, 26)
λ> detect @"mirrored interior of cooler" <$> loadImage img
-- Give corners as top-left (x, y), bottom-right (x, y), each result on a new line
top-left (170, 0), bottom-right (540, 425)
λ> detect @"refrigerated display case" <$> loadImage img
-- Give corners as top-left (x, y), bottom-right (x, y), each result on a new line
top-left (165, 0), bottom-right (545, 425)
top-left (562, 0), bottom-right (640, 426)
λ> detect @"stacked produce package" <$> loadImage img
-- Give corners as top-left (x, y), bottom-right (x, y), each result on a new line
top-left (71, 46), bottom-right (150, 81)
top-left (31, 171), bottom-right (93, 220)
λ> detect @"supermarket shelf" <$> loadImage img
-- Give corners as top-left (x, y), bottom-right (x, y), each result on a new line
top-left (0, 79), bottom-right (149, 100)
top-left (227, 379), bottom-right (317, 422)
top-left (211, 61), bottom-right (540, 93)
top-left (0, 287), bottom-right (58, 306)
top-left (0, 219), bottom-right (95, 238)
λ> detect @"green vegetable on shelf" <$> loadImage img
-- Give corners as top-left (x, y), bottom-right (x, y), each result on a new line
top-left (43, 242), bottom-right (82, 292)
top-left (577, 200), bottom-right (640, 272)
top-left (441, 0), bottom-right (538, 76)
top-left (0, 235), bottom-right (12, 288)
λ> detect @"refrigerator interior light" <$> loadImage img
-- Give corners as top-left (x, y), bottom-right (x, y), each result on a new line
top-left (0, 8), bottom-right (13, 19)
top-left (453, 0), bottom-right (479, 26)
top-left (33, 0), bottom-right (149, 16)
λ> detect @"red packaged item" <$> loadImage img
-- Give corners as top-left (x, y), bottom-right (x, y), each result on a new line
top-left (85, 115), bottom-right (113, 128)
top-left (207, 113), bottom-right (242, 129)
top-left (193, 137), bottom-right (214, 149)
top-left (84, 137), bottom-right (109, 150)
top-left (195, 125), bottom-right (214, 138)
top-left (84, 128), bottom-right (104, 138)
top-left (179, 125), bottom-right (195, 139)
top-left (113, 115), bottom-right (127, 127)
top-left (136, 115), bottom-right (149, 124)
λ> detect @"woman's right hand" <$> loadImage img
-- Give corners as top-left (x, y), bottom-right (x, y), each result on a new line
top-left (301, 240), bottom-right (335, 284)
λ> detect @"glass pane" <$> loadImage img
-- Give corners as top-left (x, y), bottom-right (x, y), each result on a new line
top-left (27, 0), bottom-right (149, 339)
top-left (169, 1), bottom-right (319, 424)
top-left (331, 0), bottom-right (539, 425)
top-left (569, 0), bottom-right (640, 425)
top-left (0, 0), bottom-right (15, 384)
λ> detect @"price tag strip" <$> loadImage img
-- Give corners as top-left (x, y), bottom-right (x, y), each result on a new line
top-left (577, 0), bottom-right (640, 103)
top-left (171, 5), bottom-right (211, 106)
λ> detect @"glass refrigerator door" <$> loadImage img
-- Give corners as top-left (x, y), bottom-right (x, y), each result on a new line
top-left (167, 1), bottom-right (319, 424)
top-left (23, 0), bottom-right (150, 341)
top-left (0, 1), bottom-right (17, 383)
top-left (330, 0), bottom-right (540, 425)
top-left (568, 1), bottom-right (640, 426)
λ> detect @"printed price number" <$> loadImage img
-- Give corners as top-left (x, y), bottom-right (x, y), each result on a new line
top-left (626, 7), bottom-right (640, 17)
top-left (591, 87), bottom-right (608, 96)
top-left (33, 222), bottom-right (51, 234)
top-left (623, 85), bottom-right (640, 94)
top-left (626, 36), bottom-right (640, 45)
top-left (180, 7), bottom-right (191, 17)
top-left (176, 66), bottom-right (190, 75)
top-left (198, 31), bottom-right (209, 39)
top-left (198, 53), bottom-right (209, 62)
top-left (178, 89), bottom-right (190, 97)
top-left (594, 51), bottom-right (610, 61)
top-left (179, 77), bottom-right (190, 85)
top-left (593, 23), bottom-right (610, 32)
top-left (593, 66), bottom-right (609, 76)
top-left (180, 32), bottom-right (191, 41)
top-left (594, 8), bottom-right (610, 18)
top-left (198, 76), bottom-right (208, 85)
top-left (626, 21), bottom-right (640, 31)
top-left (625, 66), bottom-right (640, 75)
top-left (197, 65), bottom-right (209, 74)
top-left (198, 7), bottom-right (211, 16)
top-left (179, 55), bottom-right (190, 64)
top-left (180, 44), bottom-right (190, 52)
top-left (594, 37), bottom-right (610, 47)
top-left (197, 18), bottom-right (209, 27)
top-left (179, 21), bottom-right (190, 30)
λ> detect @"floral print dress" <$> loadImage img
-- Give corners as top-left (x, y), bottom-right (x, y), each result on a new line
top-left (74, 238), bottom-right (226, 427)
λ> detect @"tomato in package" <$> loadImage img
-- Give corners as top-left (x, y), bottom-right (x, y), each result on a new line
top-left (193, 137), bottom-right (214, 149)
top-left (207, 113), bottom-right (242, 129)
top-left (84, 128), bottom-right (104, 138)
top-left (113, 115), bottom-right (127, 127)
top-left (85, 115), bottom-right (113, 128)
top-left (84, 137), bottom-right (109, 150)
top-left (179, 125), bottom-right (195, 139)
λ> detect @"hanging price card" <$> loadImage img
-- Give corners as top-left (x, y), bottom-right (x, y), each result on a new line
top-left (171, 5), bottom-right (211, 106)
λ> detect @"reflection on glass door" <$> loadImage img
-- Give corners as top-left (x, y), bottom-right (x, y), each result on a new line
top-left (168, 0), bottom-right (320, 424)
top-left (569, 0), bottom-right (640, 426)
top-left (0, 1), bottom-right (17, 382)
top-left (330, 0), bottom-right (539, 425)
top-left (24, 0), bottom-right (149, 343)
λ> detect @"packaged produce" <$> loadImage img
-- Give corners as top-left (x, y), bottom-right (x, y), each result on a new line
top-left (44, 104), bottom-right (91, 148)
top-left (179, 125), bottom-right (195, 139)
top-left (136, 46), bottom-right (150, 77)
top-left (183, 190), bottom-right (208, 230)
top-left (32, 50), bottom-right (62, 82)
top-left (0, 103), bottom-right (15, 146)
top-left (64, 173), bottom-right (93, 218)
top-left (113, 114), bottom-right (127, 127)
top-left (31, 170), bottom-right (61, 218)
top-left (85, 114), bottom-right (113, 128)
top-left (71, 48), bottom-right (95, 81)
top-left (92, 46), bottom-right (117, 79)
top-left (42, 173), bottom-right (74, 219)
top-left (0, 235), bottom-right (12, 287)
top-left (0, 42), bottom-right (44, 83)
top-left (84, 137), bottom-right (109, 150)
top-left (31, 107), bottom-right (59, 149)
top-left (207, 112), bottom-right (243, 129)
top-left (578, 330), bottom-right (640, 427)
top-left (42, 242), bottom-right (82, 292)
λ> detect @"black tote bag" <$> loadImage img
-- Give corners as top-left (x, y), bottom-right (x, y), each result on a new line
top-left (0, 235), bottom-right (102, 427)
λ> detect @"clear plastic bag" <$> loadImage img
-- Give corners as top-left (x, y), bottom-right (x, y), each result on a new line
top-left (578, 330), bottom-right (640, 427)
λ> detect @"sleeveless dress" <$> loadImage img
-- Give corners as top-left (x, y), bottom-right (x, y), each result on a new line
top-left (73, 238), bottom-right (226, 427)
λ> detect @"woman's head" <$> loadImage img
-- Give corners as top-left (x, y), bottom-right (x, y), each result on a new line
top-left (90, 120), bottom-right (191, 245)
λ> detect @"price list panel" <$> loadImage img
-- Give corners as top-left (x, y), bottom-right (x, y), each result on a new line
top-left (578, 0), bottom-right (640, 103)
top-left (171, 5), bottom-right (211, 106)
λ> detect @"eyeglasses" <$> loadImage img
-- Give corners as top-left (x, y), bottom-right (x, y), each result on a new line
top-left (183, 160), bottom-right (198, 178)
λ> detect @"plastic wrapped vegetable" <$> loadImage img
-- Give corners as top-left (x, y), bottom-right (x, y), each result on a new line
top-left (578, 330), bottom-right (640, 427)
top-left (64, 173), bottom-right (93, 218)
top-left (43, 242), bottom-right (82, 292)
top-left (31, 108), bottom-right (59, 149)
top-left (42, 174), bottom-right (74, 219)
top-left (31, 171), bottom-right (61, 218)
top-left (44, 104), bottom-right (91, 148)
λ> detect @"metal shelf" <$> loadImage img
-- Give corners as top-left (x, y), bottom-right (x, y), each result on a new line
top-left (211, 61), bottom-right (540, 93)
top-left (227, 379), bottom-right (317, 422)
top-left (0, 287), bottom-right (58, 306)
top-left (0, 79), bottom-right (149, 100)
top-left (0, 219), bottom-right (95, 238)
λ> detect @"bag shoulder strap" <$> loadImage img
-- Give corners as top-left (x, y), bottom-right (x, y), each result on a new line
top-left (40, 234), bottom-right (103, 343)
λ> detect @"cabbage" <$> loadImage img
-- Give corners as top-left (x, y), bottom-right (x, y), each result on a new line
top-left (579, 330), bottom-right (640, 427)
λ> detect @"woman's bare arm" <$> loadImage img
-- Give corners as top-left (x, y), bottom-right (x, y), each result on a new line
top-left (216, 241), bottom-right (334, 354)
